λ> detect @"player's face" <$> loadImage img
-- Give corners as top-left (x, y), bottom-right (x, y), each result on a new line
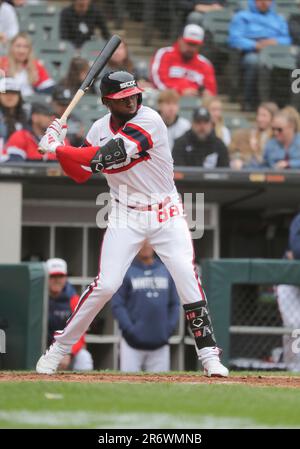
top-left (49, 275), bottom-right (67, 297)
top-left (105, 94), bottom-right (139, 121)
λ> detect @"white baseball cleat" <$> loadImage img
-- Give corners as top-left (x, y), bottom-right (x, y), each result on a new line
top-left (198, 347), bottom-right (229, 378)
top-left (36, 342), bottom-right (68, 375)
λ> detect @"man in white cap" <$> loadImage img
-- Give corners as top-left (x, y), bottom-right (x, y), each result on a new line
top-left (46, 258), bottom-right (93, 371)
top-left (151, 24), bottom-right (217, 97)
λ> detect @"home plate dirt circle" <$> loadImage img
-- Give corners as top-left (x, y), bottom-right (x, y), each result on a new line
top-left (0, 373), bottom-right (300, 388)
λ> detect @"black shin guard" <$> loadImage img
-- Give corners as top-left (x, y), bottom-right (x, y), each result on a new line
top-left (183, 300), bottom-right (216, 350)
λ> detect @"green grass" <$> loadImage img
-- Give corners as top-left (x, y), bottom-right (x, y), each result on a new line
top-left (0, 372), bottom-right (300, 428)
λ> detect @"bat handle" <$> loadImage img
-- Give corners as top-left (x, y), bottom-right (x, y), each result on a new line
top-left (60, 89), bottom-right (85, 121)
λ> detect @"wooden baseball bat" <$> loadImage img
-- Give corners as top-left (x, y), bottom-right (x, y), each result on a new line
top-left (61, 35), bottom-right (122, 121)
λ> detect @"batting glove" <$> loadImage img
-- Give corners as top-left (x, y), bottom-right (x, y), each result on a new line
top-left (38, 131), bottom-right (61, 155)
top-left (46, 118), bottom-right (68, 142)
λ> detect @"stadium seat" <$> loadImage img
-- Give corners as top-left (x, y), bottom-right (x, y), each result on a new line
top-left (79, 95), bottom-right (103, 111)
top-left (21, 3), bottom-right (61, 18)
top-left (276, 1), bottom-right (299, 18)
top-left (179, 96), bottom-right (202, 111)
top-left (34, 41), bottom-right (75, 83)
top-left (223, 114), bottom-right (251, 130)
top-left (202, 9), bottom-right (233, 46)
top-left (259, 45), bottom-right (298, 71)
top-left (226, 0), bottom-right (247, 11)
top-left (178, 110), bottom-right (193, 121)
top-left (80, 106), bottom-right (108, 132)
top-left (22, 16), bottom-right (60, 43)
top-left (80, 39), bottom-right (108, 65)
top-left (19, 3), bottom-right (61, 38)
top-left (25, 93), bottom-right (52, 105)
top-left (142, 89), bottom-right (160, 109)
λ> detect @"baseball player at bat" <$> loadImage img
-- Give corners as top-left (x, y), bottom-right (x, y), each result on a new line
top-left (36, 71), bottom-right (228, 377)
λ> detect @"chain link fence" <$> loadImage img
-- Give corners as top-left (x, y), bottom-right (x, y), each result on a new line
top-left (230, 283), bottom-right (300, 371)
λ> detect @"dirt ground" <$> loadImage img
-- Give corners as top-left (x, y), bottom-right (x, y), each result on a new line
top-left (0, 372), bottom-right (300, 388)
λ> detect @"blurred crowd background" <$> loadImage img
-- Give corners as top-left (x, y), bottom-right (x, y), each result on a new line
top-left (1, 0), bottom-right (300, 169)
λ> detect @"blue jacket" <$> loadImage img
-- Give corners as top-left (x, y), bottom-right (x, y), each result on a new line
top-left (111, 258), bottom-right (180, 350)
top-left (228, 0), bottom-right (291, 51)
top-left (263, 133), bottom-right (300, 169)
top-left (48, 282), bottom-right (77, 347)
top-left (289, 213), bottom-right (300, 260)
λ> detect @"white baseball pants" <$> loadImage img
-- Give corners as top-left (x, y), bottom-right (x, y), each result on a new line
top-left (119, 338), bottom-right (170, 372)
top-left (55, 198), bottom-right (206, 350)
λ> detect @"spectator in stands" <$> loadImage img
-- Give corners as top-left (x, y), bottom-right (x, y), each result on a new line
top-left (0, 77), bottom-right (28, 144)
top-left (0, 32), bottom-right (55, 97)
top-left (173, 106), bottom-right (229, 167)
top-left (51, 85), bottom-right (85, 147)
top-left (47, 258), bottom-right (93, 372)
top-left (288, 7), bottom-right (300, 46)
top-left (263, 111), bottom-right (300, 169)
top-left (4, 102), bottom-right (57, 161)
top-left (60, 0), bottom-right (110, 49)
top-left (229, 101), bottom-right (278, 169)
top-left (282, 106), bottom-right (300, 133)
top-left (228, 0), bottom-right (291, 111)
top-left (277, 212), bottom-right (300, 372)
top-left (104, 40), bottom-right (135, 75)
top-left (59, 57), bottom-right (96, 95)
top-left (157, 89), bottom-right (191, 151)
top-left (102, 40), bottom-right (150, 86)
top-left (151, 24), bottom-right (217, 97)
top-left (0, 0), bottom-right (19, 44)
top-left (202, 96), bottom-right (231, 146)
top-left (111, 242), bottom-right (180, 372)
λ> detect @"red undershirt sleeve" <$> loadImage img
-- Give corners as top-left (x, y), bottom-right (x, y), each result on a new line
top-left (56, 145), bottom-right (99, 184)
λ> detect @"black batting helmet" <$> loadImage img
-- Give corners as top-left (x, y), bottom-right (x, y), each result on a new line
top-left (100, 71), bottom-right (143, 103)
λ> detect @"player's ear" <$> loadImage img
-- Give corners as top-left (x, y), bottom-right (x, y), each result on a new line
top-left (102, 98), bottom-right (108, 108)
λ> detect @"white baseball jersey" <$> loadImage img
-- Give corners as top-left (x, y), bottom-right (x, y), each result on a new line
top-left (86, 105), bottom-right (177, 205)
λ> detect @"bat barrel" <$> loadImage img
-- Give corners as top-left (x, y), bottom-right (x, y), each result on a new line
top-left (80, 35), bottom-right (122, 92)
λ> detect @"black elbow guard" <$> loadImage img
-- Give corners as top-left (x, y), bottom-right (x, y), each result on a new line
top-left (90, 138), bottom-right (127, 172)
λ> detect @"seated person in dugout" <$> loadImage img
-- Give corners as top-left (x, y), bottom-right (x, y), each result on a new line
top-left (47, 258), bottom-right (93, 372)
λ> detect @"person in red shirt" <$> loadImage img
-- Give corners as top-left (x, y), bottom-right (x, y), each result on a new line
top-left (4, 102), bottom-right (58, 162)
top-left (151, 24), bottom-right (217, 97)
top-left (0, 32), bottom-right (55, 97)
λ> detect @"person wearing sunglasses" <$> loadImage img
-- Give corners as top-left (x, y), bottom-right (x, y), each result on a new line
top-left (263, 111), bottom-right (300, 169)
